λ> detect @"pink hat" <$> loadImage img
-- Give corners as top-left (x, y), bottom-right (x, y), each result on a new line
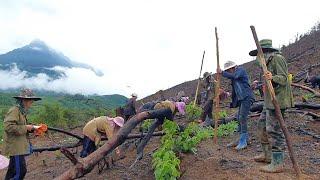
top-left (0, 155), bottom-right (9, 169)
top-left (180, 97), bottom-right (189, 103)
top-left (110, 116), bottom-right (124, 127)
top-left (175, 102), bottom-right (186, 115)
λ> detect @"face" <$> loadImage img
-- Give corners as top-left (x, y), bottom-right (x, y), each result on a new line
top-left (23, 99), bottom-right (34, 109)
top-left (226, 67), bottom-right (235, 73)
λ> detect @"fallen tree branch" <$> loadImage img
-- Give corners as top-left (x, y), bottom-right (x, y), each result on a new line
top-left (286, 110), bottom-right (320, 120)
top-left (56, 109), bottom-right (172, 180)
top-left (33, 132), bottom-right (165, 153)
top-left (33, 141), bottom-right (82, 153)
top-left (48, 127), bottom-right (83, 141)
top-left (291, 83), bottom-right (320, 97)
top-left (295, 128), bottom-right (320, 140)
top-left (60, 148), bottom-right (79, 165)
top-left (250, 102), bottom-right (320, 113)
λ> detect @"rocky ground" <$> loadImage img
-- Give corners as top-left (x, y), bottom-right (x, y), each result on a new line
top-left (1, 104), bottom-right (319, 180)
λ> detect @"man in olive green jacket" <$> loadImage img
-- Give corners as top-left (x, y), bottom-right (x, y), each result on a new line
top-left (3, 89), bottom-right (41, 180)
top-left (249, 39), bottom-right (294, 173)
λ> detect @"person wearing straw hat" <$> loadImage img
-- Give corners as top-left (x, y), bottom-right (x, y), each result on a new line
top-left (217, 61), bottom-right (254, 150)
top-left (249, 39), bottom-right (294, 173)
top-left (123, 93), bottom-right (138, 121)
top-left (80, 116), bottom-right (124, 158)
top-left (3, 88), bottom-right (42, 180)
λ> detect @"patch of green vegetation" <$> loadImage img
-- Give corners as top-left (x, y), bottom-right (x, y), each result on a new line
top-left (141, 119), bottom-right (154, 132)
top-left (152, 120), bottom-right (238, 180)
top-left (186, 104), bottom-right (202, 120)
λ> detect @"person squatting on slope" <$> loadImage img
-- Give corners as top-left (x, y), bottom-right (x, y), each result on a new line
top-left (250, 39), bottom-right (294, 173)
top-left (3, 89), bottom-right (42, 180)
top-left (123, 93), bottom-right (138, 121)
top-left (135, 100), bottom-right (186, 160)
top-left (197, 89), bottom-right (230, 127)
top-left (217, 61), bottom-right (255, 150)
top-left (80, 116), bottom-right (124, 158)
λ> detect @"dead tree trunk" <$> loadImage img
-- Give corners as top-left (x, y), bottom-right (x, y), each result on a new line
top-left (291, 83), bottom-right (320, 97)
top-left (250, 102), bottom-right (320, 113)
top-left (56, 109), bottom-right (172, 180)
top-left (33, 132), bottom-right (165, 153)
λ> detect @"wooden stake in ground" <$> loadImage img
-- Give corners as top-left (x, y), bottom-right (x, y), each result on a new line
top-left (214, 27), bottom-right (221, 144)
top-left (193, 50), bottom-right (206, 106)
top-left (250, 25), bottom-right (302, 178)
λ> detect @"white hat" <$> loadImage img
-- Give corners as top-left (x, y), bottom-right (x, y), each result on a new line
top-left (131, 93), bottom-right (138, 97)
top-left (224, 61), bottom-right (237, 70)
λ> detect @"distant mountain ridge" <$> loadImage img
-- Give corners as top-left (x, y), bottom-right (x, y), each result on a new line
top-left (0, 39), bottom-right (103, 78)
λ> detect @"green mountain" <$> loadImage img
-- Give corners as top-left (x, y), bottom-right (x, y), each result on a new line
top-left (0, 39), bottom-right (103, 78)
top-left (0, 91), bottom-right (127, 132)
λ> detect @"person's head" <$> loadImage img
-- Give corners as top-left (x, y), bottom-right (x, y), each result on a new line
top-left (249, 39), bottom-right (279, 57)
top-left (224, 61), bottom-right (237, 73)
top-left (203, 72), bottom-right (210, 80)
top-left (175, 102), bottom-right (186, 116)
top-left (13, 88), bottom-right (41, 110)
top-left (107, 116), bottom-right (124, 131)
top-left (131, 93), bottom-right (138, 99)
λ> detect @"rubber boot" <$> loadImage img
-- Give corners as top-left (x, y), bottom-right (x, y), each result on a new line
top-left (227, 137), bottom-right (239, 148)
top-left (260, 152), bottom-right (284, 173)
top-left (254, 144), bottom-right (271, 163)
top-left (235, 133), bottom-right (248, 150)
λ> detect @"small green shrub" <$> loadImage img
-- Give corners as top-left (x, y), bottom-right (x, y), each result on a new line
top-left (141, 119), bottom-right (154, 132)
top-left (186, 104), bottom-right (202, 120)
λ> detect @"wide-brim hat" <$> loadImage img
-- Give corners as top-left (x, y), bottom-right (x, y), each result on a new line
top-left (224, 61), bottom-right (237, 70)
top-left (108, 116), bottom-right (124, 127)
top-left (203, 72), bottom-right (211, 80)
top-left (249, 39), bottom-right (279, 56)
top-left (13, 88), bottom-right (41, 101)
top-left (131, 93), bottom-right (138, 97)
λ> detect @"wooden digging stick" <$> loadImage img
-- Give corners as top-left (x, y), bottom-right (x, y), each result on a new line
top-left (250, 26), bottom-right (302, 178)
top-left (214, 27), bottom-right (221, 144)
top-left (193, 50), bottom-right (206, 106)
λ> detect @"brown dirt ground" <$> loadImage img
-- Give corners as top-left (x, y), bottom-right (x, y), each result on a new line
top-left (1, 109), bottom-right (319, 180)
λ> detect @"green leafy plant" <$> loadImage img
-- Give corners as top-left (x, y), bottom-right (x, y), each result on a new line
top-left (152, 120), bottom-right (238, 180)
top-left (152, 120), bottom-right (180, 180)
top-left (176, 122), bottom-right (211, 153)
top-left (186, 104), bottom-right (202, 120)
top-left (141, 119), bottom-right (154, 132)
top-left (218, 110), bottom-right (228, 119)
top-left (302, 93), bottom-right (315, 101)
top-left (217, 121), bottom-right (238, 137)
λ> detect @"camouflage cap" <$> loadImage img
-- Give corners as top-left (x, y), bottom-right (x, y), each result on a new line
top-left (249, 39), bottom-right (279, 56)
top-left (13, 88), bottom-right (42, 101)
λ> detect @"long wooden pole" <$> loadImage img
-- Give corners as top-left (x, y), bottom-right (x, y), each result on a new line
top-left (214, 27), bottom-right (221, 144)
top-left (250, 26), bottom-right (302, 178)
top-left (193, 51), bottom-right (206, 106)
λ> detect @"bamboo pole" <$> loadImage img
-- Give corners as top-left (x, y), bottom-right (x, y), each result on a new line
top-left (250, 26), bottom-right (302, 178)
top-left (193, 51), bottom-right (206, 106)
top-left (214, 27), bottom-right (221, 144)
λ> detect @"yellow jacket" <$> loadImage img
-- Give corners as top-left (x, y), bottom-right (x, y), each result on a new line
top-left (83, 116), bottom-right (114, 146)
top-left (154, 100), bottom-right (176, 114)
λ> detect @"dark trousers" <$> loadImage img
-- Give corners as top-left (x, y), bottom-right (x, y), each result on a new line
top-left (137, 109), bottom-right (173, 156)
top-left (5, 155), bottom-right (27, 180)
top-left (80, 136), bottom-right (97, 158)
top-left (237, 97), bottom-right (253, 134)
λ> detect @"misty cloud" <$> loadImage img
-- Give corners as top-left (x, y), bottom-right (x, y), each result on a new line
top-left (0, 65), bottom-right (123, 95)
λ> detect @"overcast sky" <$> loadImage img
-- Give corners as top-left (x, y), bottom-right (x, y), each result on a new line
top-left (0, 0), bottom-right (319, 98)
